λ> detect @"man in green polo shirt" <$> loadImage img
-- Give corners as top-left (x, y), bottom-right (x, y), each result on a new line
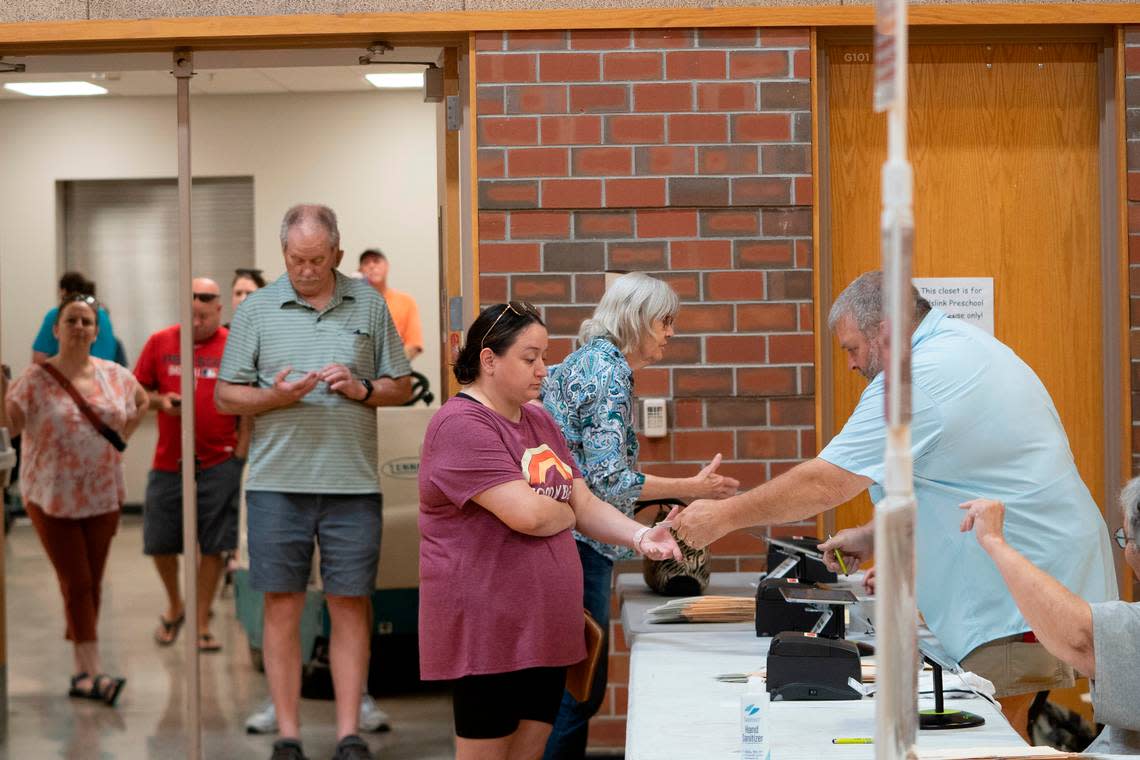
top-left (218, 204), bottom-right (411, 760)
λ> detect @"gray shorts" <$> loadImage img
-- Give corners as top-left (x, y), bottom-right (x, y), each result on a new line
top-left (143, 457), bottom-right (243, 556)
top-left (246, 490), bottom-right (382, 598)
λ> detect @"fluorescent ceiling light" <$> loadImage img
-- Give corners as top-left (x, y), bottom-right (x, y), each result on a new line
top-left (4, 81), bottom-right (109, 97)
top-left (365, 72), bottom-right (424, 90)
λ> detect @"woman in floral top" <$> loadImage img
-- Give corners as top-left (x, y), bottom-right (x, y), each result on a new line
top-left (4, 294), bottom-right (147, 706)
top-left (540, 273), bottom-right (740, 758)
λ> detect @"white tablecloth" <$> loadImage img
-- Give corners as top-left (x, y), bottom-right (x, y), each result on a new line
top-left (620, 573), bottom-right (1129, 759)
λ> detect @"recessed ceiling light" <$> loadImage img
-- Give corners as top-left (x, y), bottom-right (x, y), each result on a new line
top-left (4, 81), bottom-right (109, 97)
top-left (364, 72), bottom-right (424, 90)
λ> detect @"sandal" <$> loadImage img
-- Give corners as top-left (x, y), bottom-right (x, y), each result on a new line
top-left (68, 673), bottom-right (127, 706)
top-left (198, 632), bottom-right (222, 653)
top-left (93, 673), bottom-right (127, 707)
top-left (68, 672), bottom-right (94, 700)
top-left (154, 613), bottom-right (184, 646)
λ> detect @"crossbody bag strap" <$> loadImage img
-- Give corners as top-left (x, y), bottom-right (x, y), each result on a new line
top-left (40, 362), bottom-right (127, 452)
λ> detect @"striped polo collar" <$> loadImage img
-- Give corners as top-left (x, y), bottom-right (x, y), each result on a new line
top-left (273, 270), bottom-right (357, 313)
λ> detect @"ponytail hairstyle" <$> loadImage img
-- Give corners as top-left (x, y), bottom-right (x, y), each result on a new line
top-left (453, 302), bottom-right (544, 384)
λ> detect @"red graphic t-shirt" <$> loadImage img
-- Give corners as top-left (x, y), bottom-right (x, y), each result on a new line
top-left (134, 325), bottom-right (237, 472)
top-left (417, 394), bottom-right (586, 681)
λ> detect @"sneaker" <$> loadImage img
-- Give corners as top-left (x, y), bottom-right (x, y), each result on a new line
top-left (358, 694), bottom-right (391, 733)
top-left (331, 734), bottom-right (372, 760)
top-left (270, 738), bottom-right (309, 760)
top-left (246, 698), bottom-right (278, 734)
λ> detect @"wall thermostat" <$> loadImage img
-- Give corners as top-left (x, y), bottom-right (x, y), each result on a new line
top-left (642, 398), bottom-right (667, 438)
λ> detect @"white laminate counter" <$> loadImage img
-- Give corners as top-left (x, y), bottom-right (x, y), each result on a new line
top-left (620, 573), bottom-right (1127, 760)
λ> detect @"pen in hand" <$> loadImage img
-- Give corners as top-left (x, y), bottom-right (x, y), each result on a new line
top-left (827, 533), bottom-right (850, 575)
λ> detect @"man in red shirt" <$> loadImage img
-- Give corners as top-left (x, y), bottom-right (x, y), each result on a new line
top-left (135, 277), bottom-right (245, 652)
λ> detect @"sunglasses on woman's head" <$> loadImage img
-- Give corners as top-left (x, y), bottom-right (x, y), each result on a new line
top-left (63, 293), bottom-right (98, 308)
top-left (480, 301), bottom-right (538, 349)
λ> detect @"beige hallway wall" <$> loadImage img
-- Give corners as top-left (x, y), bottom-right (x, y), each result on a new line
top-left (0, 88), bottom-right (440, 502)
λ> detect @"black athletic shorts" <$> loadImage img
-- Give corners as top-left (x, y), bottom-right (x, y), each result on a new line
top-left (451, 666), bottom-right (567, 740)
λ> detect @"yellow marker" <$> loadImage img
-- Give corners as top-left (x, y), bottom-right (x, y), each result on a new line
top-left (828, 534), bottom-right (850, 575)
top-left (832, 738), bottom-right (873, 744)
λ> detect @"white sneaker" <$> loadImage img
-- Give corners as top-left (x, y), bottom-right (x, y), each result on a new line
top-left (245, 698), bottom-right (278, 734)
top-left (358, 694), bottom-right (391, 733)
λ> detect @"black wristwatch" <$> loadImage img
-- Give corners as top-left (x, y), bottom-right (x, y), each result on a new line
top-left (359, 377), bottom-right (374, 403)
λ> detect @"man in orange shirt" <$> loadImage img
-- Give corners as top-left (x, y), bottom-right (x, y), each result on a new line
top-left (358, 249), bottom-right (423, 361)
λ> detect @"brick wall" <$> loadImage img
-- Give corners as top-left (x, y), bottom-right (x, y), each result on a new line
top-left (475, 26), bottom-right (814, 750)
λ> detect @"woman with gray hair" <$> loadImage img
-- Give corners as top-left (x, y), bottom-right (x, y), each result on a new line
top-left (540, 272), bottom-right (739, 759)
top-left (961, 487), bottom-right (1140, 753)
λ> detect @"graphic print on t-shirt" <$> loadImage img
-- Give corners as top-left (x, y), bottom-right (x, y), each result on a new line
top-left (520, 444), bottom-right (573, 501)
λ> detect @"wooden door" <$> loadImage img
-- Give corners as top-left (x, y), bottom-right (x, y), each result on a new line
top-left (823, 38), bottom-right (1105, 534)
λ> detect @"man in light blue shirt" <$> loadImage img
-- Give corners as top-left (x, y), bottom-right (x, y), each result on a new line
top-left (674, 271), bottom-right (1117, 740)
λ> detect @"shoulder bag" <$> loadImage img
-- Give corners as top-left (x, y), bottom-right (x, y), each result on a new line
top-left (40, 363), bottom-right (127, 452)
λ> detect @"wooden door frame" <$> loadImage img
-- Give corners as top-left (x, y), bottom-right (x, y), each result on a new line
top-left (0, 34), bottom-right (476, 741)
top-left (812, 25), bottom-right (1133, 599)
top-left (5, 6), bottom-right (1140, 54)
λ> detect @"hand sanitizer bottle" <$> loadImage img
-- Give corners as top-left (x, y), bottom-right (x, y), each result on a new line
top-left (740, 676), bottom-right (771, 760)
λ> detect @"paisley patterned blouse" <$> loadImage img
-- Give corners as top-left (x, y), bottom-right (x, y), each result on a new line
top-left (542, 337), bottom-right (645, 562)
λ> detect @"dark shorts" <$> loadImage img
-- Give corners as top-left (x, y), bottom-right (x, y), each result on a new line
top-left (451, 667), bottom-right (567, 740)
top-left (246, 490), bottom-right (382, 598)
top-left (143, 457), bottom-right (243, 556)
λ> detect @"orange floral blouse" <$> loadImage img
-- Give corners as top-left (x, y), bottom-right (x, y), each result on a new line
top-left (8, 358), bottom-right (141, 519)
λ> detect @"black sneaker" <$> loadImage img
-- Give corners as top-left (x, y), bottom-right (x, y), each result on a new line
top-left (271, 738), bottom-right (309, 760)
top-left (331, 734), bottom-right (373, 760)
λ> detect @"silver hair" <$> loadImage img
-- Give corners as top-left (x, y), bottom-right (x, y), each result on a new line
top-left (279, 204), bottom-right (340, 250)
top-left (827, 270), bottom-right (931, 336)
top-left (1120, 476), bottom-right (1140, 542)
top-left (579, 273), bottom-right (679, 355)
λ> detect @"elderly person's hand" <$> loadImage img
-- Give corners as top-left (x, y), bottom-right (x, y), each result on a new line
top-left (959, 498), bottom-right (1007, 551)
top-left (818, 524), bottom-right (874, 575)
top-left (272, 366), bottom-right (319, 404)
top-left (318, 363), bottom-right (368, 401)
top-left (638, 505), bottom-right (683, 561)
top-left (671, 498), bottom-right (732, 550)
top-left (689, 453), bottom-right (740, 500)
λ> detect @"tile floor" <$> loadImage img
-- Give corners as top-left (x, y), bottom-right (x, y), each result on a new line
top-left (2, 515), bottom-right (455, 760)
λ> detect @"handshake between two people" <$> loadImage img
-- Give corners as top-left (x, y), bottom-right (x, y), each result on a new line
top-left (635, 453), bottom-right (740, 561)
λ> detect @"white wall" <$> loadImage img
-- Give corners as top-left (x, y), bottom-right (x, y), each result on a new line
top-left (0, 89), bottom-right (442, 502)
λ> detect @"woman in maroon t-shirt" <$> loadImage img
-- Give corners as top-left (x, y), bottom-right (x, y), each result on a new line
top-left (418, 302), bottom-right (680, 760)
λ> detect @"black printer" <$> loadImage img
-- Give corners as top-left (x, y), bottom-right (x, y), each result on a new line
top-left (754, 578), bottom-right (846, 639)
top-left (765, 535), bottom-right (837, 584)
top-left (766, 631), bottom-right (862, 701)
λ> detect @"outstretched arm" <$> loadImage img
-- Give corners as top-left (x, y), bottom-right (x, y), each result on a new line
top-left (674, 457), bottom-right (871, 549)
top-left (961, 499), bottom-right (1095, 675)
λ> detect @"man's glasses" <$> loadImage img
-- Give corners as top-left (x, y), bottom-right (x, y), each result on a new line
top-left (1113, 527), bottom-right (1133, 550)
top-left (481, 301), bottom-right (538, 349)
top-left (193, 292), bottom-right (219, 303)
